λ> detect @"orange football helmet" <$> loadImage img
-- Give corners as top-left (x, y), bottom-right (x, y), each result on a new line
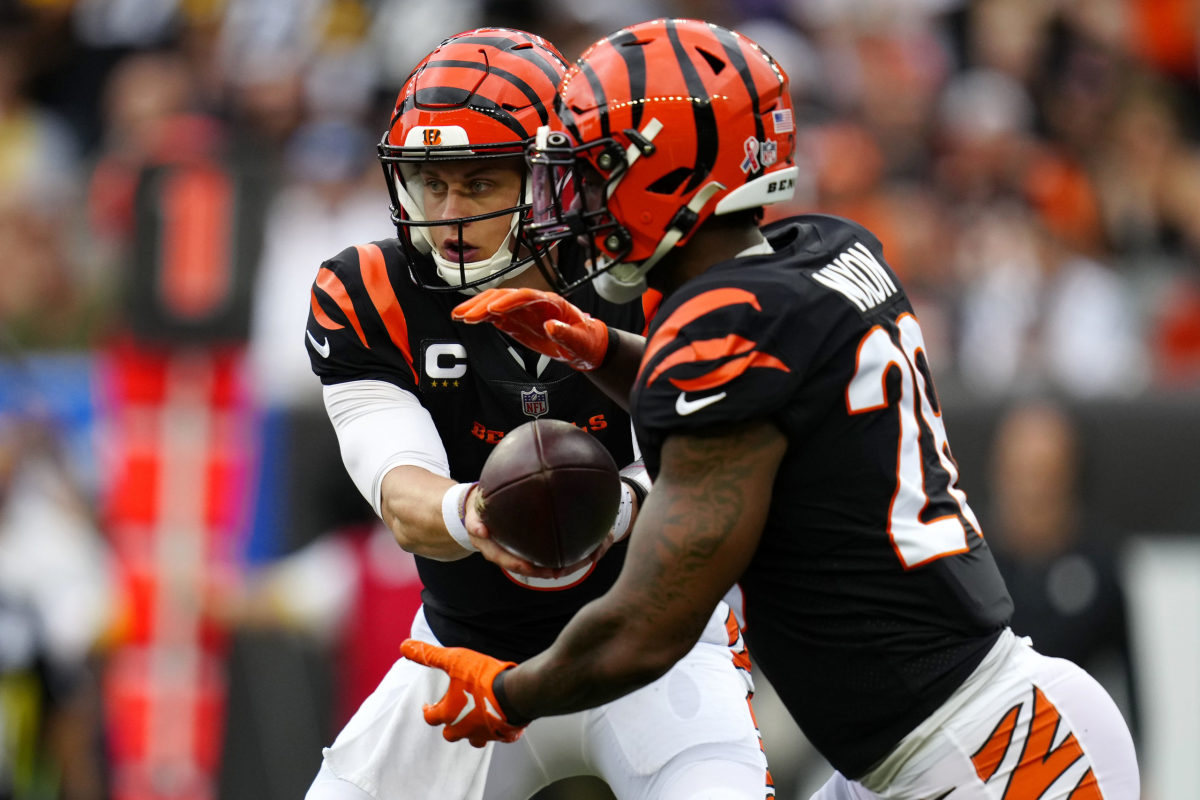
top-left (379, 28), bottom-right (569, 293)
top-left (527, 19), bottom-right (799, 302)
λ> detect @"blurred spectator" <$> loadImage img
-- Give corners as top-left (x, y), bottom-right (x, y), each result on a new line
top-left (0, 193), bottom-right (105, 351)
top-left (933, 67), bottom-right (1037, 207)
top-left (0, 29), bottom-right (81, 210)
top-left (985, 399), bottom-right (1140, 742)
top-left (1093, 71), bottom-right (1200, 270)
top-left (248, 118), bottom-right (391, 411)
top-left (0, 413), bottom-right (116, 799)
top-left (371, 0), bottom-right (483, 81)
top-left (0, 28), bottom-right (97, 351)
top-left (953, 200), bottom-right (1147, 398)
top-left (87, 49), bottom-right (198, 249)
top-left (961, 0), bottom-right (1053, 84)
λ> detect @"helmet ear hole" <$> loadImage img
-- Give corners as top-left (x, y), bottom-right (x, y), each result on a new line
top-left (646, 168), bottom-right (693, 195)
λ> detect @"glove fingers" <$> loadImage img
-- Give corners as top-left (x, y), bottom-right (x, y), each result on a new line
top-left (400, 639), bottom-right (445, 669)
top-left (543, 319), bottom-right (579, 346)
top-left (451, 293), bottom-right (496, 322)
top-left (423, 697), bottom-right (460, 728)
top-left (544, 320), bottom-right (606, 369)
top-left (486, 293), bottom-right (556, 317)
top-left (423, 681), bottom-right (468, 727)
top-left (485, 289), bottom-right (583, 325)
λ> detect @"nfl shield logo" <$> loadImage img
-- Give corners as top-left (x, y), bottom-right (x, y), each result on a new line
top-left (521, 387), bottom-right (549, 417)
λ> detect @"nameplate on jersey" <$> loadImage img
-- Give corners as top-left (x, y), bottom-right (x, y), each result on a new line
top-left (520, 386), bottom-right (548, 418)
top-left (811, 241), bottom-right (898, 312)
top-left (422, 340), bottom-right (467, 389)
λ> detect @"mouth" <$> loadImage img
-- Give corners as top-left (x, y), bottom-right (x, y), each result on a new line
top-left (441, 238), bottom-right (479, 263)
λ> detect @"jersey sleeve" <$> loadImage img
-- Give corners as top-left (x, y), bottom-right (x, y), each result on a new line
top-left (323, 380), bottom-right (450, 516)
top-left (305, 242), bottom-right (422, 392)
top-left (632, 271), bottom-right (826, 436)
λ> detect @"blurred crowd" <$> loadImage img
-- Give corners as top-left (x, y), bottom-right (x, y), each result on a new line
top-left (1, 0), bottom-right (1199, 394)
top-left (0, 0), bottom-right (1197, 798)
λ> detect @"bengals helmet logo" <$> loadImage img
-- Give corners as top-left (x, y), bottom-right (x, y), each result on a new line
top-left (422, 128), bottom-right (442, 146)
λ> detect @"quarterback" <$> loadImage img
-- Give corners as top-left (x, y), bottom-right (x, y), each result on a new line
top-left (302, 27), bottom-right (773, 800)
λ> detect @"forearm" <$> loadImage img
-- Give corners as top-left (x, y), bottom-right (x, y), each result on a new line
top-left (588, 328), bottom-right (645, 411)
top-left (499, 592), bottom-right (689, 719)
top-left (499, 421), bottom-right (786, 722)
top-left (380, 465), bottom-right (476, 560)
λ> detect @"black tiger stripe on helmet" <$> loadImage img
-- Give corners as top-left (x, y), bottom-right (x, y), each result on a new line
top-left (378, 27), bottom-right (570, 293)
top-left (526, 18), bottom-right (800, 302)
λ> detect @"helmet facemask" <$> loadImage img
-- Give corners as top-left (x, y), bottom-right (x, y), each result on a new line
top-left (377, 27), bottom-right (571, 294)
top-left (526, 19), bottom-right (801, 303)
top-left (379, 132), bottom-right (540, 294)
top-left (526, 129), bottom-right (636, 298)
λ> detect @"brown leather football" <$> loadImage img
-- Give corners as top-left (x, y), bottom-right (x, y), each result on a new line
top-left (477, 418), bottom-right (620, 569)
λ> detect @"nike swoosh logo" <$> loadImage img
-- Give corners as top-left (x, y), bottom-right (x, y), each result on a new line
top-left (307, 330), bottom-right (331, 358)
top-left (675, 391), bottom-right (726, 416)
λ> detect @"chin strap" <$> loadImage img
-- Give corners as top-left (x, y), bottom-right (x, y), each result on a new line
top-left (595, 180), bottom-right (726, 303)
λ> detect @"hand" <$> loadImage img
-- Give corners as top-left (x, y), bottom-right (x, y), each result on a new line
top-left (464, 486), bottom-right (585, 580)
top-left (400, 640), bottom-right (526, 747)
top-left (453, 288), bottom-right (610, 371)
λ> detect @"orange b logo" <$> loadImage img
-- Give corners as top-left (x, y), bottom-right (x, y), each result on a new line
top-left (423, 129), bottom-right (442, 146)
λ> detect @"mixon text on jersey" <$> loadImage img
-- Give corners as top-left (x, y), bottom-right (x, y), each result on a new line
top-left (470, 415), bottom-right (610, 443)
top-left (811, 241), bottom-right (898, 312)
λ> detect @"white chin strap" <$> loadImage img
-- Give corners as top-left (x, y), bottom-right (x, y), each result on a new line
top-left (595, 180), bottom-right (725, 304)
top-left (594, 262), bottom-right (648, 304)
top-left (396, 166), bottom-right (532, 295)
top-left (431, 220), bottom-right (531, 296)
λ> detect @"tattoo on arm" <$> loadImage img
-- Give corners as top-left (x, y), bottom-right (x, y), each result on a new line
top-left (507, 421), bottom-right (784, 719)
top-left (623, 422), bottom-right (784, 625)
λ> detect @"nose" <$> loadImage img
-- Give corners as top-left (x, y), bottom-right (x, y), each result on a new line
top-left (438, 189), bottom-right (473, 225)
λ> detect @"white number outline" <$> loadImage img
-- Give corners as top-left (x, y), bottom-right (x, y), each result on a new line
top-left (846, 313), bottom-right (982, 569)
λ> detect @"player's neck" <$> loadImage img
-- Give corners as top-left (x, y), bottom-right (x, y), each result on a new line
top-left (658, 220), bottom-right (765, 291)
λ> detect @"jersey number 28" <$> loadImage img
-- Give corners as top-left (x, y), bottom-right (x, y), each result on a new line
top-left (847, 313), bottom-right (982, 569)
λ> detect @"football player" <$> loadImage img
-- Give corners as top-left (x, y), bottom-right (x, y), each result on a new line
top-left (302, 28), bottom-right (773, 800)
top-left (405, 18), bottom-right (1142, 800)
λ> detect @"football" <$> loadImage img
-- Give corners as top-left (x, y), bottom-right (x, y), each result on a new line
top-left (477, 419), bottom-right (620, 569)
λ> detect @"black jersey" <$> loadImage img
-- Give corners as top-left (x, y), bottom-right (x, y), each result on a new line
top-left (631, 215), bottom-right (1013, 777)
top-left (306, 240), bottom-right (652, 662)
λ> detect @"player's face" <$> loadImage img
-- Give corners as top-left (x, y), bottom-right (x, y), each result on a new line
top-left (416, 159), bottom-right (524, 264)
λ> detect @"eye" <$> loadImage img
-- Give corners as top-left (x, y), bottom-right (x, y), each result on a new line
top-left (470, 179), bottom-right (492, 194)
top-left (423, 177), bottom-right (447, 195)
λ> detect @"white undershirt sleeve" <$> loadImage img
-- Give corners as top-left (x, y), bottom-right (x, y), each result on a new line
top-left (322, 379), bottom-right (450, 517)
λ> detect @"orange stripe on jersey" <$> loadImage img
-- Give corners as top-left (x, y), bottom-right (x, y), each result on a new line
top-left (310, 291), bottom-right (344, 330)
top-left (315, 267), bottom-right (368, 346)
top-left (1004, 687), bottom-right (1090, 799)
top-left (643, 288), bottom-right (761, 369)
top-left (357, 243), bottom-right (418, 384)
top-left (647, 334), bottom-right (752, 386)
top-left (653, 337), bottom-right (790, 392)
top-left (971, 704), bottom-right (1020, 784)
top-left (641, 289), bottom-right (663, 332)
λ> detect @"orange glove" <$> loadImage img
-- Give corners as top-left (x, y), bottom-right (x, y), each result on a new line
top-left (400, 639), bottom-right (527, 747)
top-left (453, 288), bottom-right (610, 371)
